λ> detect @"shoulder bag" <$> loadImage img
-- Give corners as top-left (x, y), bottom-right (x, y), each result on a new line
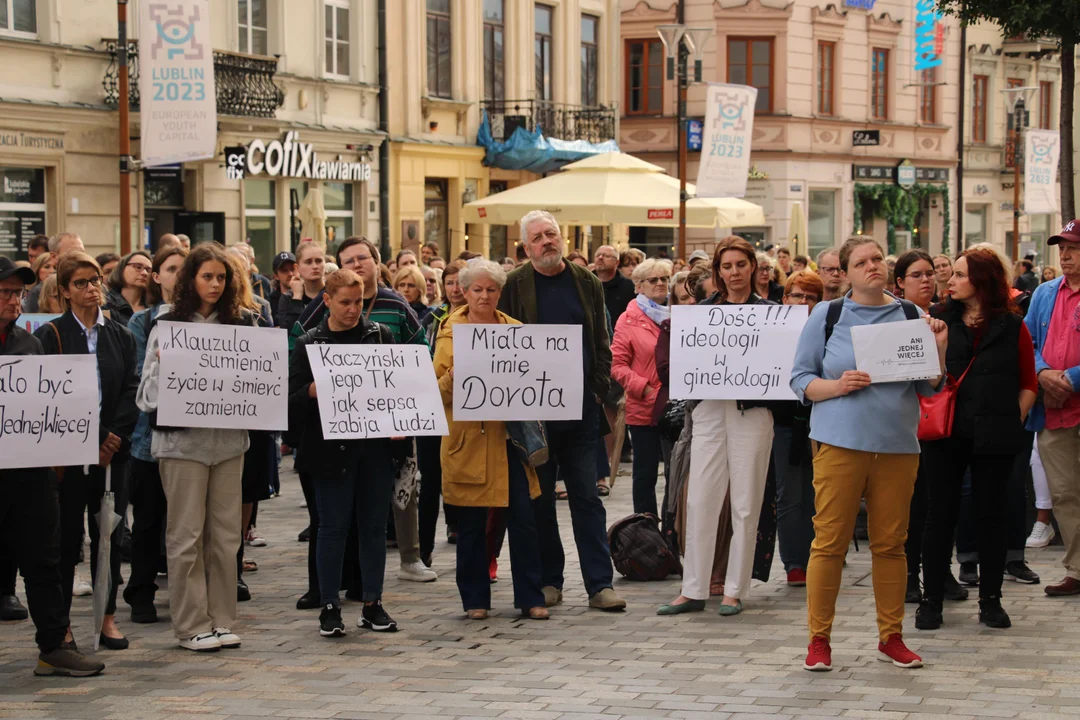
top-left (917, 356), bottom-right (975, 441)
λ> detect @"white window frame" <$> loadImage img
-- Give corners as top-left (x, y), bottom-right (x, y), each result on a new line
top-left (323, 182), bottom-right (354, 241)
top-left (1, 0), bottom-right (38, 39)
top-left (238, 0), bottom-right (269, 56)
top-left (324, 0), bottom-right (351, 80)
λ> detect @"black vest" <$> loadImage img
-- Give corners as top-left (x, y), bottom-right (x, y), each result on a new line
top-left (933, 303), bottom-right (1024, 454)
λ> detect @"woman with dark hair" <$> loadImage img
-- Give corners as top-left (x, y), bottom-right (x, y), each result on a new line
top-left (104, 250), bottom-right (152, 326)
top-left (36, 252), bottom-right (140, 651)
top-left (659, 236), bottom-right (775, 618)
top-left (566, 251), bottom-right (589, 268)
top-left (916, 248), bottom-right (1037, 632)
top-left (137, 243), bottom-right (257, 652)
top-left (96, 252), bottom-right (121, 279)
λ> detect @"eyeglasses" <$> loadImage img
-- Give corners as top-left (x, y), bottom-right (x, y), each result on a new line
top-left (128, 263), bottom-right (152, 274)
top-left (904, 271), bottom-right (936, 281)
top-left (0, 288), bottom-right (28, 301)
top-left (819, 266), bottom-right (842, 275)
top-left (786, 292), bottom-right (820, 303)
top-left (71, 275), bottom-right (103, 290)
top-left (342, 254), bottom-right (372, 267)
top-left (645, 275), bottom-right (671, 285)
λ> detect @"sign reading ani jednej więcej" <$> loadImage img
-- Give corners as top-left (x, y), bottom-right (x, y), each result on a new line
top-left (851, 319), bottom-right (941, 383)
top-left (669, 305), bottom-right (809, 401)
top-left (156, 322), bottom-right (288, 431)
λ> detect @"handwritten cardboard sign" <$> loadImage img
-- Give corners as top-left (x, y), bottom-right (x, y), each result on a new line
top-left (452, 324), bottom-right (584, 421)
top-left (156, 321), bottom-right (288, 431)
top-left (0, 355), bottom-right (100, 469)
top-left (306, 344), bottom-right (448, 439)
top-left (851, 319), bottom-right (940, 383)
top-left (669, 304), bottom-right (809, 400)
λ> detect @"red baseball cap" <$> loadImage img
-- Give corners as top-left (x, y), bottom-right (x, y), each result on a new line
top-left (1048, 220), bottom-right (1080, 245)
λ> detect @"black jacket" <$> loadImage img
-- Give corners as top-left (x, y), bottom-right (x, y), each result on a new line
top-left (104, 287), bottom-right (138, 328)
top-left (277, 291), bottom-right (319, 332)
top-left (288, 317), bottom-right (393, 475)
top-left (1, 321), bottom-right (43, 356)
top-left (35, 310), bottom-right (140, 455)
top-left (600, 272), bottom-right (636, 328)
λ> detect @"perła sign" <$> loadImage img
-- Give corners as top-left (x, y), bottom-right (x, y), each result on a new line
top-left (246, 131), bottom-right (371, 182)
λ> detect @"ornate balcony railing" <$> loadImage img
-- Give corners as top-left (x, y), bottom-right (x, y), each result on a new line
top-left (103, 41), bottom-right (285, 118)
top-left (483, 99), bottom-right (616, 145)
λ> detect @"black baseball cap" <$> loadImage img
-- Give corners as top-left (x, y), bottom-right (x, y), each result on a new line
top-left (272, 251), bottom-right (297, 271)
top-left (1048, 220), bottom-right (1080, 246)
top-left (0, 257), bottom-right (35, 284)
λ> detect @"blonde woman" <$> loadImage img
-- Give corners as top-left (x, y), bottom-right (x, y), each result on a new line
top-left (393, 265), bottom-right (432, 323)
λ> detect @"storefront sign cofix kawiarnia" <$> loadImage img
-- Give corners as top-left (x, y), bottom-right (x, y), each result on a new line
top-left (242, 132), bottom-right (371, 184)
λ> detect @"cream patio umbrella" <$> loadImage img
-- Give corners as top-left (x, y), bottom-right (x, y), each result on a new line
top-left (462, 152), bottom-right (765, 228)
top-left (298, 189), bottom-right (327, 246)
top-left (789, 201), bottom-right (806, 256)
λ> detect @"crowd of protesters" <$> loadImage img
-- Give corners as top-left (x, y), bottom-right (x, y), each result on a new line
top-left (1, 217), bottom-right (1076, 679)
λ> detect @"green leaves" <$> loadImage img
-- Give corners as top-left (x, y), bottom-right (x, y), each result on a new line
top-left (854, 183), bottom-right (951, 254)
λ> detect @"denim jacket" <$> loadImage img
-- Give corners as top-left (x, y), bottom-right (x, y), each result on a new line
top-left (128, 304), bottom-right (166, 462)
top-left (1024, 276), bottom-right (1080, 432)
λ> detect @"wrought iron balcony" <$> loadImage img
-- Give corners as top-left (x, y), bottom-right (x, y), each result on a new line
top-left (103, 40), bottom-right (285, 118)
top-left (483, 99), bottom-right (616, 145)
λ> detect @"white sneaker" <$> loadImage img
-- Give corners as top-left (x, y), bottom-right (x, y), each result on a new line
top-left (213, 627), bottom-right (241, 648)
top-left (398, 561), bottom-right (437, 582)
top-left (72, 570), bottom-right (93, 597)
top-left (245, 527), bottom-right (267, 547)
top-left (1026, 521), bottom-right (1056, 549)
top-left (180, 632), bottom-right (222, 652)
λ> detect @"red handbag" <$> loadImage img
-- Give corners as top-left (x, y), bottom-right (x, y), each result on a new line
top-left (917, 358), bottom-right (975, 441)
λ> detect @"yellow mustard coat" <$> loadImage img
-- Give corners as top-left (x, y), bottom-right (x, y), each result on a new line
top-left (433, 306), bottom-right (542, 507)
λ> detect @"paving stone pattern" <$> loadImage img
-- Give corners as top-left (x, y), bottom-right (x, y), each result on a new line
top-left (2, 460), bottom-right (1078, 719)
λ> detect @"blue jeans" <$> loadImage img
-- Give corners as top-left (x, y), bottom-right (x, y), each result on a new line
top-left (629, 425), bottom-right (662, 516)
top-left (313, 444), bottom-right (395, 605)
top-left (773, 425), bottom-right (815, 573)
top-left (455, 442), bottom-right (544, 611)
top-left (535, 402), bottom-right (614, 597)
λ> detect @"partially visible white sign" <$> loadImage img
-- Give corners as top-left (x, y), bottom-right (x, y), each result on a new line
top-left (695, 83), bottom-right (757, 199)
top-left (851, 319), bottom-right (940, 383)
top-left (1025, 129), bottom-right (1061, 215)
top-left (0, 355), bottom-right (100, 469)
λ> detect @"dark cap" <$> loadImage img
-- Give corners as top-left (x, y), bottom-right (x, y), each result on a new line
top-left (1048, 220), bottom-right (1080, 246)
top-left (0, 256), bottom-right (35, 285)
top-left (272, 251), bottom-right (297, 271)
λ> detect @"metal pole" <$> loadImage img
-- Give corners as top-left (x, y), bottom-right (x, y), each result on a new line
top-left (118, 0), bottom-right (132, 255)
top-left (676, 0), bottom-right (687, 260)
top-left (954, 24), bottom-right (965, 253)
top-left (1012, 98), bottom-right (1023, 262)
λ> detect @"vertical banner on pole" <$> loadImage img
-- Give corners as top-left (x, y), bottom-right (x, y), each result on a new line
top-left (694, 84), bottom-right (757, 199)
top-left (139, 1), bottom-right (217, 168)
top-left (1024, 129), bottom-right (1061, 215)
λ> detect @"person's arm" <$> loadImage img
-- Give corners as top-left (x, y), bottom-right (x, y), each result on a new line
top-left (591, 276), bottom-right (612, 400)
top-left (400, 300), bottom-right (428, 347)
top-left (432, 331), bottom-right (455, 406)
top-left (129, 310), bottom-right (150, 376)
top-left (136, 324), bottom-right (161, 413)
top-left (105, 327), bottom-right (141, 452)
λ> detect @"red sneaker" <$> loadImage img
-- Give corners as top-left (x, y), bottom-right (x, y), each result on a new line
top-left (878, 634), bottom-right (923, 668)
top-left (787, 568), bottom-right (807, 587)
top-left (803, 635), bottom-right (832, 671)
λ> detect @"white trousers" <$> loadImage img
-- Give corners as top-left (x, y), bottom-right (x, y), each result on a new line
top-left (681, 400), bottom-right (773, 600)
top-left (1031, 436), bottom-right (1053, 511)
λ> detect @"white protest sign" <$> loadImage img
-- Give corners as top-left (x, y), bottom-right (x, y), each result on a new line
top-left (452, 324), bottom-right (583, 421)
top-left (669, 304), bottom-right (808, 401)
top-left (851, 319), bottom-right (940, 383)
top-left (695, 83), bottom-right (757, 199)
top-left (0, 355), bottom-right (99, 469)
top-left (156, 321), bottom-right (287, 430)
top-left (1025, 129), bottom-right (1061, 215)
top-left (306, 344), bottom-right (448, 439)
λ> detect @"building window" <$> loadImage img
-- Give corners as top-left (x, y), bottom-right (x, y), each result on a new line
top-left (919, 68), bottom-right (936, 124)
top-left (323, 182), bottom-right (354, 257)
top-left (0, 167), bottom-right (46, 261)
top-left (0, 0), bottom-right (36, 36)
top-left (625, 40), bottom-right (663, 115)
top-left (245, 179), bottom-right (276, 278)
top-left (426, 0), bottom-right (451, 98)
top-left (1039, 81), bottom-right (1053, 129)
top-left (973, 74), bottom-right (988, 142)
top-left (727, 38), bottom-right (773, 113)
top-left (483, 0), bottom-right (504, 102)
top-left (324, 0), bottom-right (350, 78)
top-left (238, 0), bottom-right (268, 55)
top-left (808, 189), bottom-right (836, 260)
top-left (963, 204), bottom-right (988, 249)
top-left (424, 180), bottom-right (450, 258)
top-left (581, 14), bottom-right (599, 107)
top-left (871, 48), bottom-right (889, 120)
top-left (817, 41), bottom-right (835, 116)
top-left (535, 4), bottom-right (554, 101)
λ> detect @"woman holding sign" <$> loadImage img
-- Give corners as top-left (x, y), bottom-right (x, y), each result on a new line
top-left (790, 236), bottom-right (948, 672)
top-left (433, 259), bottom-right (548, 620)
top-left (36, 252), bottom-right (140, 652)
top-left (137, 243), bottom-right (257, 653)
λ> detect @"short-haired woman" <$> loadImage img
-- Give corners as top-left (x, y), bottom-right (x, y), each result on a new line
top-left (619, 248), bottom-right (644, 279)
top-left (394, 265), bottom-right (431, 323)
top-left (104, 250), bottom-right (153, 327)
top-left (37, 252), bottom-right (140, 651)
top-left (791, 237), bottom-right (948, 671)
top-left (755, 252), bottom-right (785, 302)
top-left (612, 258), bottom-right (672, 516)
top-left (433, 259), bottom-right (547, 620)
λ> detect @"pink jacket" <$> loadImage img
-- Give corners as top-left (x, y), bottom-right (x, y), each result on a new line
top-left (610, 298), bottom-right (663, 426)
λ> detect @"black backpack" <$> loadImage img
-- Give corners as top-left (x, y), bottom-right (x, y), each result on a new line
top-left (608, 513), bottom-right (682, 581)
top-left (823, 295), bottom-right (921, 345)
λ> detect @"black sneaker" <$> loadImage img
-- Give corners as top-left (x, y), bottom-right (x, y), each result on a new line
top-left (1005, 560), bottom-right (1040, 584)
top-left (905, 574), bottom-right (922, 604)
top-left (914, 598), bottom-right (943, 630)
top-left (35, 647), bottom-right (105, 677)
top-left (943, 572), bottom-right (969, 601)
top-left (979, 597), bottom-right (1012, 628)
top-left (319, 604), bottom-right (346, 637)
top-left (237, 579), bottom-right (251, 602)
top-left (958, 562), bottom-right (979, 587)
top-left (359, 602), bottom-right (398, 632)
top-left (447, 528), bottom-right (458, 545)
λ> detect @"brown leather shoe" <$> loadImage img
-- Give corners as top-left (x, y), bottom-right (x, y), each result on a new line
top-left (1045, 577), bottom-right (1080, 597)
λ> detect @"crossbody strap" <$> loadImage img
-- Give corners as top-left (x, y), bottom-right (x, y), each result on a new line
top-left (47, 322), bottom-right (62, 355)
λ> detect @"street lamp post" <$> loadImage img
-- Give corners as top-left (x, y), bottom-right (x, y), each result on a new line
top-left (1003, 85), bottom-right (1036, 262)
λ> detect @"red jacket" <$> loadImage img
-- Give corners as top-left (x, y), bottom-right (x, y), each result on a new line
top-left (610, 299), bottom-right (663, 426)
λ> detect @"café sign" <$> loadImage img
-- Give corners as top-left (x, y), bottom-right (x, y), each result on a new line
top-left (237, 132), bottom-right (371, 183)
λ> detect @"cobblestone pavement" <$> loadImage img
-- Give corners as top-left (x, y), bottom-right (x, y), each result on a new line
top-left (2, 459), bottom-right (1079, 720)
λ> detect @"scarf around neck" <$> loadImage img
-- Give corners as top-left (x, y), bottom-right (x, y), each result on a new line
top-left (636, 293), bottom-right (670, 326)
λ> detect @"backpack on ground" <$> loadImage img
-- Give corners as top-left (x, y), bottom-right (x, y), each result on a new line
top-left (608, 513), bottom-right (682, 581)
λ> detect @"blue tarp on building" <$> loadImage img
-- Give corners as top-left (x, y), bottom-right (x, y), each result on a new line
top-left (477, 110), bottom-right (619, 174)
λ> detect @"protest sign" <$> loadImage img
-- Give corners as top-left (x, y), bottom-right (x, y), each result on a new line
top-left (452, 324), bottom-right (583, 421)
top-left (156, 321), bottom-right (287, 431)
top-left (851, 319), bottom-right (940, 383)
top-left (17, 313), bottom-right (60, 335)
top-left (669, 304), bottom-right (808, 401)
top-left (306, 343), bottom-right (448, 439)
top-left (0, 355), bottom-right (99, 469)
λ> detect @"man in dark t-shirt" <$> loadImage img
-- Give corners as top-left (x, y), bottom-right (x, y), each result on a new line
top-left (594, 245), bottom-right (635, 327)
